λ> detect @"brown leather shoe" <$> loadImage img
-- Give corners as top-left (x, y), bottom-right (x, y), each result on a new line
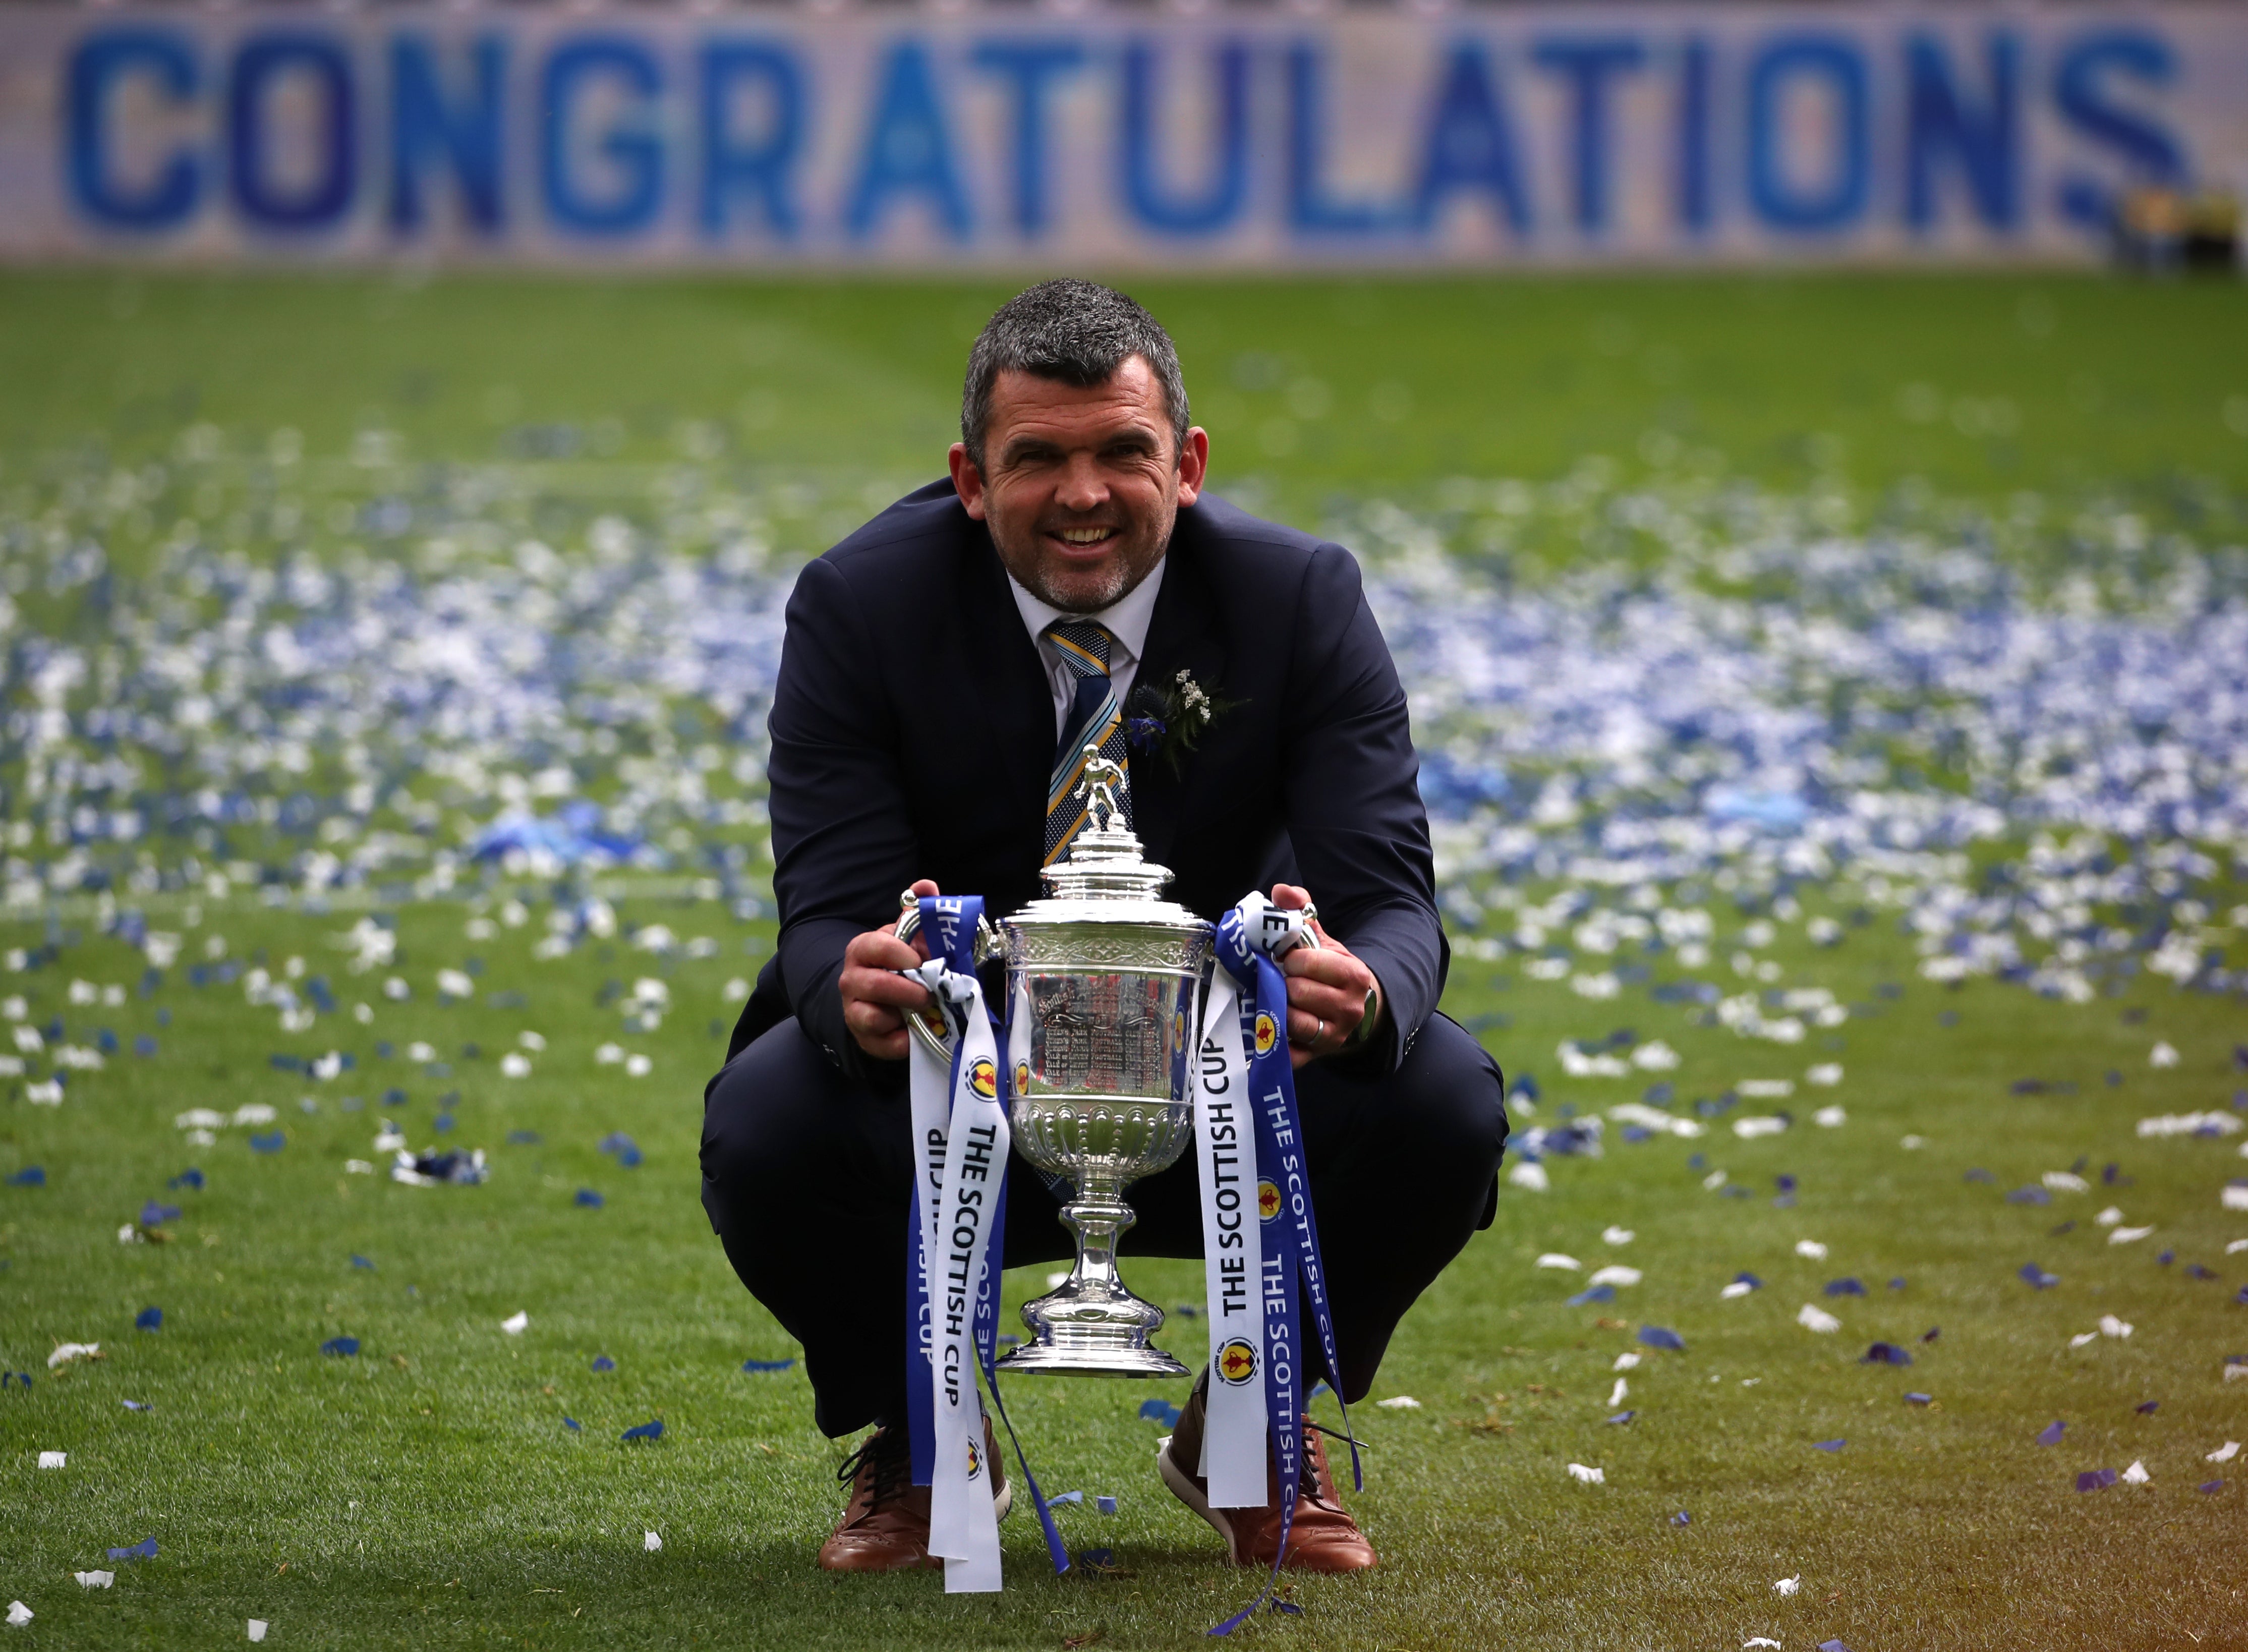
top-left (1157, 1370), bottom-right (1376, 1573)
top-left (817, 1416), bottom-right (1011, 1573)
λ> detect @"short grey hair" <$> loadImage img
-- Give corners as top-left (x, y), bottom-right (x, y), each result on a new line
top-left (960, 279), bottom-right (1190, 470)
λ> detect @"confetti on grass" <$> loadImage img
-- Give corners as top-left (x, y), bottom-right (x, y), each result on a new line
top-left (622, 1419), bottom-right (665, 1442)
top-left (741, 1357), bottom-right (795, 1373)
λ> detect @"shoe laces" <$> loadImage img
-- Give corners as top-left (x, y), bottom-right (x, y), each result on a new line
top-left (836, 1428), bottom-right (912, 1510)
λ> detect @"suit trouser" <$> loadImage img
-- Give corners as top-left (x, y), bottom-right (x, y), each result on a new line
top-left (699, 1012), bottom-right (1508, 1439)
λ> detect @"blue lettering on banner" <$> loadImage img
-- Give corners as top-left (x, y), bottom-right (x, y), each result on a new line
top-left (848, 39), bottom-right (970, 242)
top-left (230, 31), bottom-right (357, 231)
top-left (67, 28), bottom-right (201, 230)
top-left (1675, 36), bottom-right (1714, 234)
top-left (34, 11), bottom-right (2214, 261)
top-left (1746, 33), bottom-right (1868, 232)
top-left (972, 39), bottom-right (1084, 237)
top-left (1531, 36), bottom-right (1645, 233)
top-left (1414, 41), bottom-right (1531, 236)
top-left (1904, 32), bottom-right (2019, 233)
top-left (2051, 29), bottom-right (2183, 230)
top-left (542, 34), bottom-right (664, 236)
top-left (1120, 38), bottom-right (1248, 237)
top-left (699, 41), bottom-right (805, 237)
top-left (389, 34), bottom-right (506, 234)
top-left (1287, 39), bottom-right (1388, 236)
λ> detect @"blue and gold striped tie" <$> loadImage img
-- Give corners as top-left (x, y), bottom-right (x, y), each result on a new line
top-left (1043, 619), bottom-right (1132, 864)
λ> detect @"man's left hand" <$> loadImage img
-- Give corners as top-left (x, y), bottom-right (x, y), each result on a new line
top-left (1269, 884), bottom-right (1384, 1069)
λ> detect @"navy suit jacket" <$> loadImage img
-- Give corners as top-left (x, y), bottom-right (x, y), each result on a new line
top-left (729, 479), bottom-right (1447, 1086)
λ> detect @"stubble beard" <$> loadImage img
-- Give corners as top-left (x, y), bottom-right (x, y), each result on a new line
top-left (996, 513), bottom-right (1172, 615)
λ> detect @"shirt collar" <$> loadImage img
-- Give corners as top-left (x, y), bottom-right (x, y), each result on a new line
top-left (1005, 556), bottom-right (1167, 669)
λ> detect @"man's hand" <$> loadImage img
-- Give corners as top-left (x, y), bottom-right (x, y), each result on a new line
top-left (1270, 883), bottom-right (1384, 1069)
top-left (840, 878), bottom-right (940, 1061)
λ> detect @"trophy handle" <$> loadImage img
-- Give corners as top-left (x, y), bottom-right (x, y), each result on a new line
top-left (893, 891), bottom-right (1004, 1060)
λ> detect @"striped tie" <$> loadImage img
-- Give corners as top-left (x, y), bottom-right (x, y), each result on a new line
top-left (1043, 619), bottom-right (1132, 865)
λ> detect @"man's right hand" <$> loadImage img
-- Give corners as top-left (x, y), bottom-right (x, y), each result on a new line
top-left (839, 878), bottom-right (940, 1061)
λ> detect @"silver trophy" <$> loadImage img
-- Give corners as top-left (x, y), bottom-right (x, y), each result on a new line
top-left (898, 749), bottom-right (1214, 1377)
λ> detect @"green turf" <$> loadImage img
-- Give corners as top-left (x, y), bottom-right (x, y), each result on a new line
top-left (3, 271), bottom-right (2244, 506)
top-left (3, 271), bottom-right (2247, 1648)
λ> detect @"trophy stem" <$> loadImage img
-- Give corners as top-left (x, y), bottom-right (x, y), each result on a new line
top-left (993, 1171), bottom-right (1190, 1378)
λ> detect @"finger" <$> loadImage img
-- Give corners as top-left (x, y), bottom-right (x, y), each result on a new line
top-left (842, 967), bottom-right (933, 1009)
top-left (849, 931), bottom-right (925, 972)
top-left (909, 878), bottom-right (941, 898)
top-left (1270, 883), bottom-right (1310, 910)
top-left (1281, 947), bottom-right (1371, 993)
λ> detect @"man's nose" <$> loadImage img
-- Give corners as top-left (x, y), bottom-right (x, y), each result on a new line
top-left (1054, 453), bottom-right (1111, 513)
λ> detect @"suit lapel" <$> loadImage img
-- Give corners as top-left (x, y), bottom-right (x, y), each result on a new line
top-left (1127, 534), bottom-right (1226, 870)
top-left (954, 519), bottom-right (1054, 863)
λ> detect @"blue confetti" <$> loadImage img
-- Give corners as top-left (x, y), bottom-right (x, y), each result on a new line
top-left (2019, 1263), bottom-right (2059, 1289)
top-left (575, 1188), bottom-right (604, 1208)
top-left (139, 1201), bottom-right (182, 1227)
top-left (2005, 1185), bottom-right (2052, 1206)
top-left (506, 1130), bottom-right (543, 1146)
top-left (564, 1417), bottom-right (582, 1432)
top-left (1964, 1168), bottom-right (1995, 1184)
top-left (1921, 1326), bottom-right (1941, 1342)
top-left (1669, 1510), bottom-right (1690, 1525)
top-left (592, 1355), bottom-right (617, 1372)
top-left (1097, 1496), bottom-right (1117, 1515)
top-left (2136, 1399), bottom-right (2159, 1414)
top-left (2037, 1420), bottom-right (2065, 1446)
top-left (1139, 1398), bottom-right (1182, 1427)
top-left (135, 1306), bottom-right (162, 1332)
top-left (1606, 1410), bottom-right (1637, 1425)
top-left (1731, 1272), bottom-right (1764, 1290)
top-left (351, 1255), bottom-right (375, 1270)
top-left (249, 1131), bottom-right (285, 1154)
top-left (5, 1166), bottom-right (44, 1187)
top-left (1887, 1277), bottom-right (1907, 1290)
top-left (1637, 1325), bottom-right (1686, 1352)
top-left (1819, 1641), bottom-right (1853, 1652)
top-left (122, 1399), bottom-right (151, 1411)
top-left (1813, 1439), bottom-right (1846, 1452)
top-left (1824, 1277), bottom-right (1867, 1297)
top-left (2201, 1479), bottom-right (2224, 1494)
top-left (322, 1337), bottom-right (361, 1357)
top-left (167, 1168), bottom-right (203, 1190)
top-left (1860, 1342), bottom-right (1912, 1365)
top-left (2076, 1468), bottom-right (2117, 1492)
top-left (621, 1418), bottom-right (665, 1442)
top-left (1904, 1392), bottom-right (1934, 1405)
top-left (106, 1537), bottom-right (158, 1562)
top-left (134, 1035), bottom-right (157, 1056)
top-left (1567, 1283), bottom-right (1617, 1306)
top-left (740, 1357), bottom-right (794, 1373)
top-left (1048, 1490), bottom-right (1084, 1505)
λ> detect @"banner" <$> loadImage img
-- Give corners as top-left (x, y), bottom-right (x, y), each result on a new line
top-left (1, 3), bottom-right (2241, 267)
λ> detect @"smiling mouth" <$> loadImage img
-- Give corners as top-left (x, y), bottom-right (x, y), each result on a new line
top-left (1050, 525), bottom-right (1118, 548)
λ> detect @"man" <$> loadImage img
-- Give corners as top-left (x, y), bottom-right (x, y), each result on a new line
top-left (701, 279), bottom-right (1507, 1576)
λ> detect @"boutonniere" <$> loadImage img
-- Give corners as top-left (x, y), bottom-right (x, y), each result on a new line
top-left (1125, 669), bottom-right (1241, 778)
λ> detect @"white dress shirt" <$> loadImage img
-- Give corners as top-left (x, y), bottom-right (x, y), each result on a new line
top-left (1005, 560), bottom-right (1169, 743)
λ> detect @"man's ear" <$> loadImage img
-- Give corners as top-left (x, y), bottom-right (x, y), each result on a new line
top-left (1175, 426), bottom-right (1210, 508)
top-left (948, 443), bottom-right (988, 521)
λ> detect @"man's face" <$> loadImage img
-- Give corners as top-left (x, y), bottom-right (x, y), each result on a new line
top-left (949, 356), bottom-right (1208, 614)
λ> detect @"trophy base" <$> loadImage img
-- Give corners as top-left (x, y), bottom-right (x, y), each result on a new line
top-left (993, 1339), bottom-right (1189, 1379)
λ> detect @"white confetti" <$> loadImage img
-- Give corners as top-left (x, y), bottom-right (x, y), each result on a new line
top-left (1565, 1462), bottom-right (1604, 1485)
top-left (1588, 1265), bottom-right (1642, 1288)
top-left (1535, 1254), bottom-right (1581, 1272)
top-left (1374, 1396), bottom-right (1421, 1410)
top-left (45, 1343), bottom-right (98, 1369)
top-left (1805, 1063), bottom-right (1843, 1086)
top-left (1721, 1280), bottom-right (1757, 1299)
top-left (501, 1311), bottom-right (529, 1336)
top-left (1608, 1378), bottom-right (1628, 1407)
top-left (624, 1054), bottom-right (653, 1078)
top-left (2068, 1332), bottom-right (2098, 1349)
top-left (1611, 1351), bottom-right (1641, 1371)
top-left (1812, 1105), bottom-right (1847, 1128)
top-left (643, 1530), bottom-right (662, 1552)
top-left (2121, 1460), bottom-right (2150, 1486)
top-left (37, 1451), bottom-right (65, 1469)
top-left (1772, 1575), bottom-right (1801, 1597)
top-left (2094, 1206), bottom-right (2124, 1227)
top-left (1601, 1226), bottom-right (1635, 1246)
top-left (1507, 1161), bottom-right (1549, 1192)
top-left (2208, 1441), bottom-right (2240, 1463)
top-left (8, 1601), bottom-right (32, 1627)
top-left (1796, 1304), bottom-right (1841, 1334)
top-left (248, 1620), bottom-right (268, 1642)
top-left (1794, 1240), bottom-right (1828, 1261)
top-left (2099, 1315), bottom-right (2133, 1339)
top-left (2108, 1226), bottom-right (2155, 1244)
top-left (1734, 1116), bottom-right (1789, 1138)
top-left (73, 1572), bottom-right (112, 1589)
top-left (499, 1053), bottom-right (532, 1078)
top-left (2149, 1042), bottom-right (2179, 1068)
top-left (2042, 1171), bottom-right (2090, 1193)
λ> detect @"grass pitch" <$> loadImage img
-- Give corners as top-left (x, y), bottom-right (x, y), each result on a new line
top-left (2, 271), bottom-right (2246, 1650)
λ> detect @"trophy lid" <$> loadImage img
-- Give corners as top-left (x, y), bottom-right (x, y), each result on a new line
top-left (1015, 749), bottom-right (1206, 930)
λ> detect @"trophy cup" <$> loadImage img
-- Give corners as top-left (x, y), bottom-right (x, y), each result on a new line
top-left (898, 750), bottom-right (1214, 1377)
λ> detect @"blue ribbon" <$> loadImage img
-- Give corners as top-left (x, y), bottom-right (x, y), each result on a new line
top-left (1207, 906), bottom-right (1358, 1636)
top-left (905, 893), bottom-right (1070, 1576)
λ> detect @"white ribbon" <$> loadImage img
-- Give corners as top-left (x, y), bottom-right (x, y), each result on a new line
top-left (1191, 960), bottom-right (1270, 1507)
top-left (908, 960), bottom-right (1010, 1594)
